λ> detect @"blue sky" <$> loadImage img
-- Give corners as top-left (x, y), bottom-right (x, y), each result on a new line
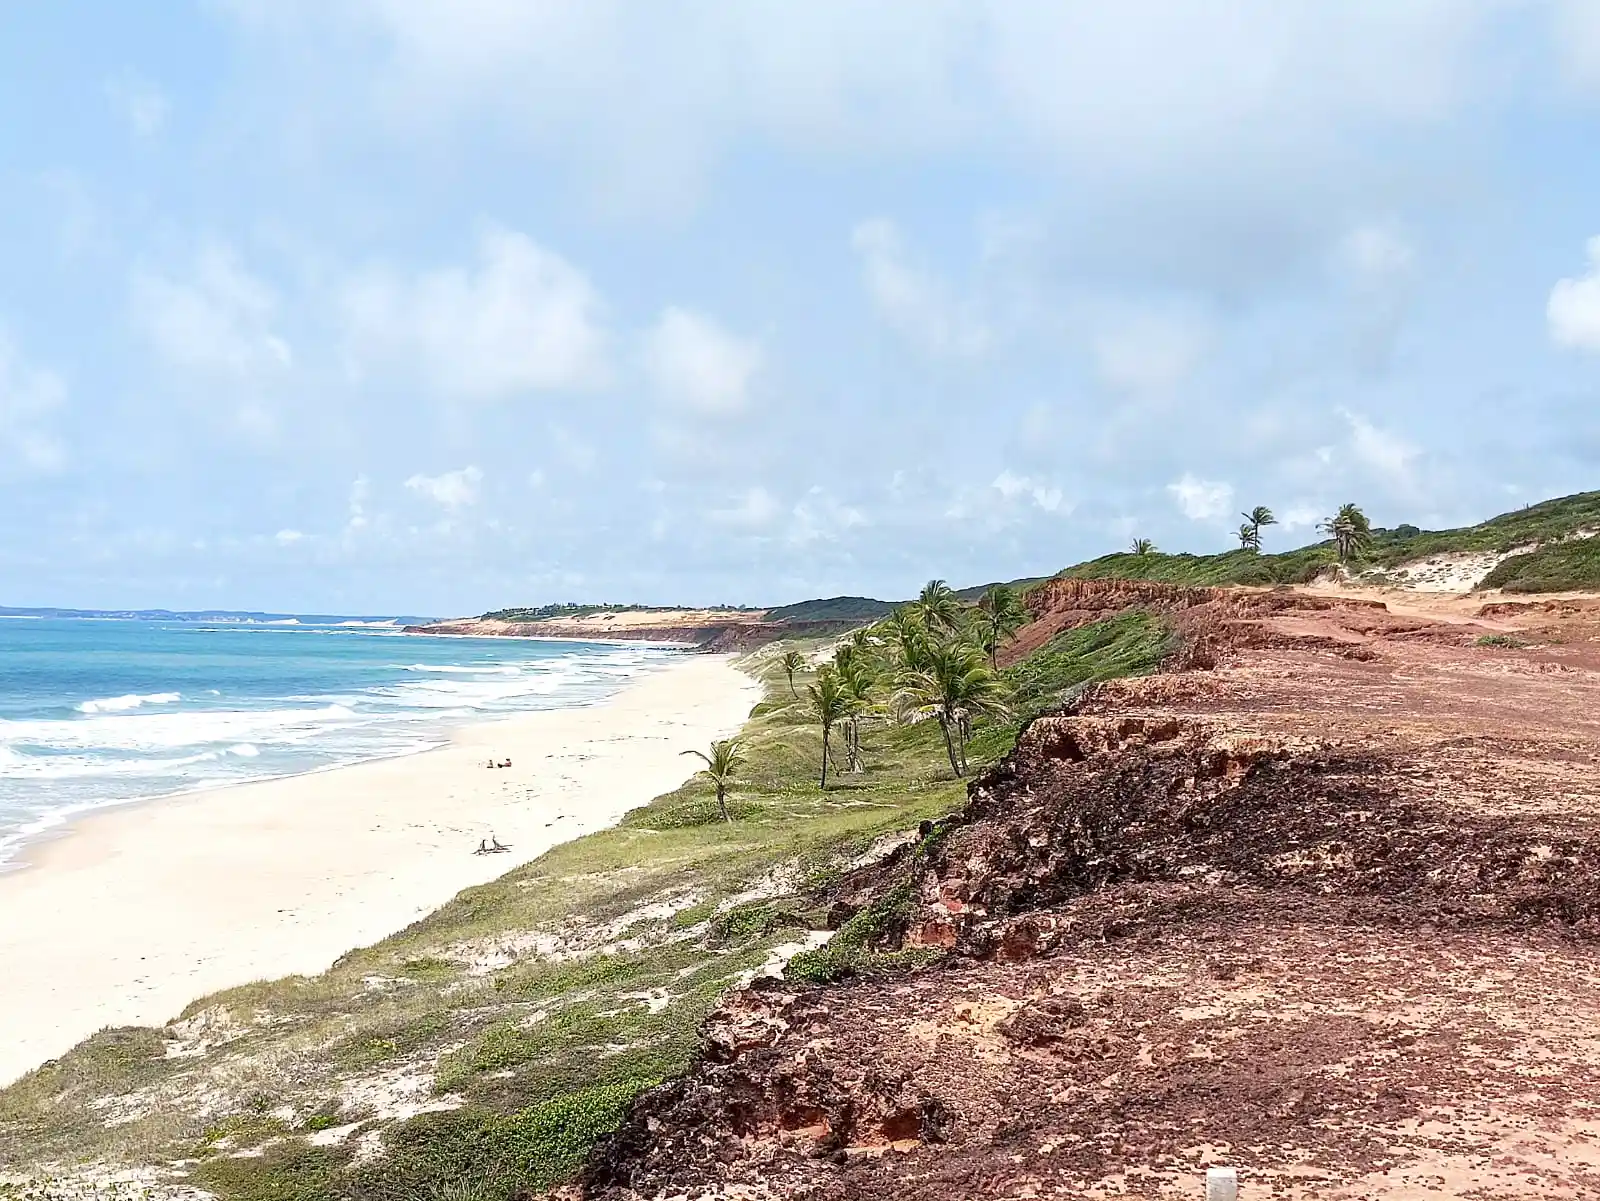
top-left (5, 2), bottom-right (1600, 615)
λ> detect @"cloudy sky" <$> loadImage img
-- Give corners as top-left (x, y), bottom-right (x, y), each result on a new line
top-left (5, 2), bottom-right (1600, 615)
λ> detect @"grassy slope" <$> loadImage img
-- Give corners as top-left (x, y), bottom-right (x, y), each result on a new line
top-left (1063, 491), bottom-right (1600, 592)
top-left (760, 596), bottom-right (895, 624)
top-left (0, 620), bottom-right (1170, 1201)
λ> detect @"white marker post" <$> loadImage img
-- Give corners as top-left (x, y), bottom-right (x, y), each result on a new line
top-left (1205, 1167), bottom-right (1239, 1201)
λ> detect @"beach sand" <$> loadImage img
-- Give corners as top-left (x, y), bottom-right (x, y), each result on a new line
top-left (0, 654), bottom-right (760, 1087)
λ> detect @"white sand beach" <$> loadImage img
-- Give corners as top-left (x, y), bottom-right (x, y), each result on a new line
top-left (0, 654), bottom-right (760, 1087)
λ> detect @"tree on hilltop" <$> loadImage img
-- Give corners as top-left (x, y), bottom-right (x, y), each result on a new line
top-left (1240, 506), bottom-right (1276, 550)
top-left (1130, 538), bottom-right (1156, 556)
top-left (1321, 502), bottom-right (1374, 562)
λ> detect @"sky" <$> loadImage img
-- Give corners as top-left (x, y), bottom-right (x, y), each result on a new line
top-left (4, 2), bottom-right (1600, 615)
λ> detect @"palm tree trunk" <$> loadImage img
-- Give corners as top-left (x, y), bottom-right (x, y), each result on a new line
top-left (716, 783), bottom-right (730, 823)
top-left (820, 725), bottom-right (831, 789)
top-left (786, 671), bottom-right (797, 698)
top-left (938, 715), bottom-right (963, 778)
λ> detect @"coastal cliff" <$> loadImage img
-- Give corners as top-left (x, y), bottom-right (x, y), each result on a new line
top-left (406, 609), bottom-right (861, 650)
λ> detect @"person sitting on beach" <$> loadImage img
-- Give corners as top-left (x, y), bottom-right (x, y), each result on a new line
top-left (490, 836), bottom-right (510, 852)
top-left (475, 838), bottom-right (490, 855)
top-left (500, 758), bottom-right (512, 768)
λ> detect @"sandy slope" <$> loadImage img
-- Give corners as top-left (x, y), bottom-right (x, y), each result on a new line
top-left (0, 655), bottom-right (760, 1087)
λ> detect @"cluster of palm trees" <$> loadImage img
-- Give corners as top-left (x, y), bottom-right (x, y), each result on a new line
top-left (1236, 505), bottom-right (1277, 551)
top-left (803, 581), bottom-right (1020, 786)
top-left (683, 579), bottom-right (1028, 821)
top-left (1131, 501), bottom-right (1374, 563)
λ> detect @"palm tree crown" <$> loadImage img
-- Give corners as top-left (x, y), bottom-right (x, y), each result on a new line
top-left (914, 578), bottom-right (962, 633)
top-left (1130, 538), bottom-right (1156, 556)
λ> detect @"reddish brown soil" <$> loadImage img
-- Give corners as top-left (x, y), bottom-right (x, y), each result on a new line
top-left (573, 589), bottom-right (1600, 1200)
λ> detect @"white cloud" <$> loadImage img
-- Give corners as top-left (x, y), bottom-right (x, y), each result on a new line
top-left (1340, 408), bottom-right (1419, 482)
top-left (104, 72), bottom-right (170, 137)
top-left (711, 486), bottom-right (781, 528)
top-left (1548, 236), bottom-right (1600, 351)
top-left (223, 3), bottom-right (1502, 181)
top-left (346, 475), bottom-right (371, 532)
top-left (1339, 221), bottom-right (1416, 283)
top-left (132, 242), bottom-right (292, 376)
top-left (342, 227), bottom-right (608, 399)
top-left (789, 487), bottom-right (867, 544)
top-left (1166, 473), bottom-right (1234, 521)
top-left (275, 528), bottom-right (305, 545)
top-left (0, 334), bottom-right (67, 472)
top-left (1279, 505), bottom-right (1325, 531)
top-left (1090, 308), bottom-right (1209, 394)
top-left (405, 465), bottom-right (483, 509)
top-left (644, 307), bottom-right (763, 415)
top-left (992, 470), bottom-right (1067, 513)
top-left (852, 219), bottom-right (990, 358)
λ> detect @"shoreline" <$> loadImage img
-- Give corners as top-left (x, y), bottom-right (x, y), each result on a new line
top-left (0, 654), bottom-right (761, 1087)
top-left (0, 642), bottom-right (695, 875)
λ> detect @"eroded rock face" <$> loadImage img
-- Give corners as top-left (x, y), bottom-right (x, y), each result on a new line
top-left (577, 599), bottom-right (1600, 1200)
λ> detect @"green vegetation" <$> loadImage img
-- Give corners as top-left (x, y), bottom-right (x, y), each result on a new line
top-left (976, 583), bottom-right (1027, 668)
top-left (1065, 544), bottom-right (1335, 588)
top-left (780, 649), bottom-right (804, 696)
top-left (761, 596), bottom-right (895, 624)
top-left (1, 586), bottom-right (1183, 1200)
top-left (679, 738), bottom-right (743, 823)
top-left (1130, 538), bottom-right (1156, 556)
top-left (1007, 611), bottom-right (1174, 721)
top-left (1476, 633), bottom-right (1529, 649)
top-left (1480, 537), bottom-right (1600, 592)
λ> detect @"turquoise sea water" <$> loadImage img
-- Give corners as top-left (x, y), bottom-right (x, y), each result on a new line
top-left (0, 618), bottom-right (676, 863)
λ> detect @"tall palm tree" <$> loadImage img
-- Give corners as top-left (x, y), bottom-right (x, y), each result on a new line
top-left (780, 650), bottom-right (805, 698)
top-left (914, 578), bottom-right (963, 633)
top-left (893, 641), bottom-right (1011, 777)
top-left (1130, 538), bottom-right (1156, 556)
top-left (806, 668), bottom-right (851, 789)
top-left (837, 658), bottom-right (875, 774)
top-left (1320, 502), bottom-right (1373, 563)
top-left (1236, 523), bottom-right (1261, 551)
top-left (976, 583), bottom-right (1027, 668)
top-left (680, 737), bottom-right (743, 823)
top-left (1242, 506), bottom-right (1277, 538)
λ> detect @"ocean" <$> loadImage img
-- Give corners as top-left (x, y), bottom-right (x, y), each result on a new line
top-left (0, 618), bottom-right (677, 865)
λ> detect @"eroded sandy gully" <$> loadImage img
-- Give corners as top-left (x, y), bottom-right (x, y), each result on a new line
top-left (575, 585), bottom-right (1600, 1200)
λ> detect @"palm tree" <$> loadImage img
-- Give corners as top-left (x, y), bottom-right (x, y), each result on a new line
top-left (1320, 502), bottom-right (1374, 563)
top-left (913, 578), bottom-right (963, 633)
top-left (780, 650), bottom-right (805, 698)
top-left (893, 641), bottom-right (1010, 777)
top-left (1242, 506), bottom-right (1277, 537)
top-left (680, 737), bottom-right (743, 823)
top-left (806, 668), bottom-right (851, 789)
top-left (1130, 538), bottom-right (1156, 556)
top-left (884, 606), bottom-right (932, 672)
top-left (1236, 522), bottom-right (1261, 551)
top-left (837, 658), bottom-right (875, 774)
top-left (976, 583), bottom-right (1027, 668)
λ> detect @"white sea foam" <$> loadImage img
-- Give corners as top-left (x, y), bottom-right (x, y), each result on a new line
top-left (75, 692), bottom-right (181, 715)
top-left (2, 704), bottom-right (359, 753)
